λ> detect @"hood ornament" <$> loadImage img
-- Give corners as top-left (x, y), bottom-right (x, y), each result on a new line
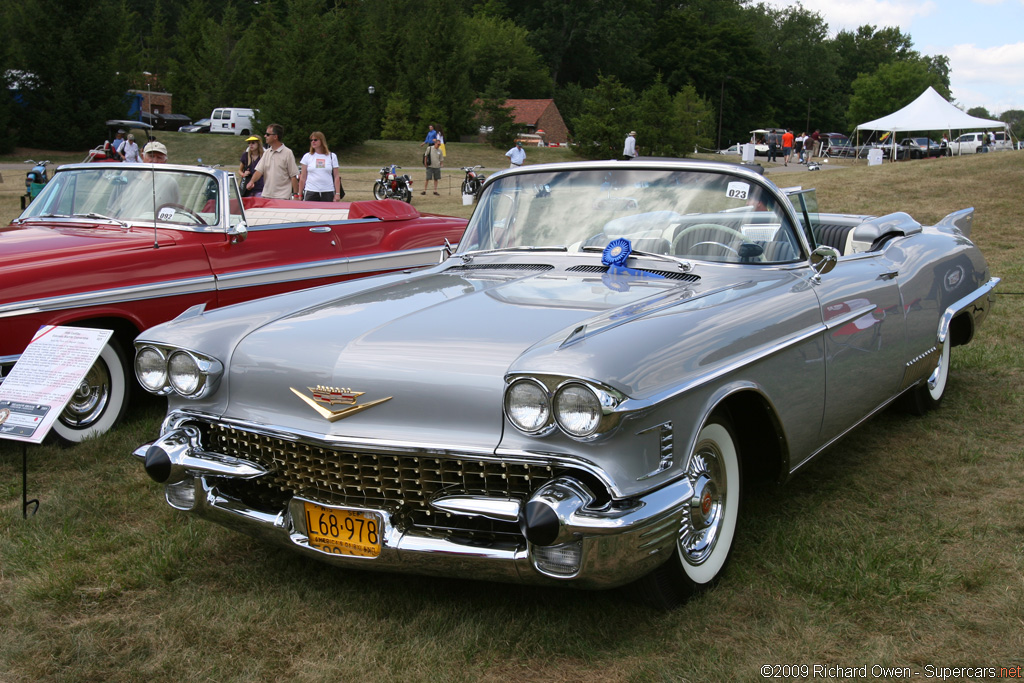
top-left (290, 385), bottom-right (392, 422)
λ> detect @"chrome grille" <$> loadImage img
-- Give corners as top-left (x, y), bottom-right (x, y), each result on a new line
top-left (196, 422), bottom-right (559, 518)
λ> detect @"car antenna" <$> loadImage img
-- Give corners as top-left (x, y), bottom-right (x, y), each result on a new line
top-left (150, 163), bottom-right (160, 249)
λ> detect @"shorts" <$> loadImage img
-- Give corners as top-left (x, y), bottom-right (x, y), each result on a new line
top-left (782, 147), bottom-right (792, 156)
top-left (426, 167), bottom-right (441, 180)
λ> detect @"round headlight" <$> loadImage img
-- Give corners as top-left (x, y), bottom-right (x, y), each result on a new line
top-left (505, 380), bottom-right (550, 433)
top-left (554, 384), bottom-right (602, 437)
top-left (135, 347), bottom-right (168, 392)
top-left (168, 351), bottom-right (201, 396)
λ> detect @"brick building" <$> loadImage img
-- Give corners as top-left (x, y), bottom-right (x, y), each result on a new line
top-left (505, 99), bottom-right (569, 145)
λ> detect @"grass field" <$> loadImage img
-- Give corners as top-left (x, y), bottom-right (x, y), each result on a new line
top-left (0, 148), bottom-right (1021, 682)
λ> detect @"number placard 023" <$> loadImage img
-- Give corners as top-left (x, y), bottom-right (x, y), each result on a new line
top-left (302, 501), bottom-right (382, 557)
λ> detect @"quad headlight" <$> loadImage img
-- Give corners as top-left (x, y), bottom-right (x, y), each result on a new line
top-left (503, 375), bottom-right (625, 440)
top-left (504, 379), bottom-right (552, 434)
top-left (135, 344), bottom-right (223, 398)
top-left (553, 384), bottom-right (603, 437)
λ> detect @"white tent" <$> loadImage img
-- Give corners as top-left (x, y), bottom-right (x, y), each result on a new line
top-left (855, 86), bottom-right (1007, 133)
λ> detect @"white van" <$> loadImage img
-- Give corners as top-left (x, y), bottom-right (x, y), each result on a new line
top-left (949, 131), bottom-right (1012, 154)
top-left (209, 107), bottom-right (256, 136)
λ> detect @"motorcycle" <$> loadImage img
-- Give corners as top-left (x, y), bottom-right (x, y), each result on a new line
top-left (460, 165), bottom-right (487, 199)
top-left (21, 159), bottom-right (50, 209)
top-left (373, 165), bottom-right (413, 203)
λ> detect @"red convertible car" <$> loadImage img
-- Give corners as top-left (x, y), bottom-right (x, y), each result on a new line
top-left (0, 162), bottom-right (467, 443)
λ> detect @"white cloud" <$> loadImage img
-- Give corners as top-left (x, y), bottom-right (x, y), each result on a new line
top-left (942, 42), bottom-right (1024, 113)
top-left (761, 0), bottom-right (938, 33)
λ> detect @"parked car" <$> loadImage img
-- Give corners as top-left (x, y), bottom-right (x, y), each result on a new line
top-left (179, 118), bottom-right (212, 134)
top-left (897, 137), bottom-right (948, 159)
top-left (1, 163), bottom-right (467, 443)
top-left (131, 158), bottom-right (998, 608)
top-left (209, 107), bottom-right (256, 136)
top-left (948, 131), bottom-right (1013, 154)
top-left (821, 133), bottom-right (853, 157)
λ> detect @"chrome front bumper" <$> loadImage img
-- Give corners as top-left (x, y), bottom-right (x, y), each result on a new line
top-left (133, 430), bottom-right (693, 589)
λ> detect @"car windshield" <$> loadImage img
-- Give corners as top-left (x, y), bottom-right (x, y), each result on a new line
top-left (20, 166), bottom-right (221, 227)
top-left (460, 167), bottom-right (803, 264)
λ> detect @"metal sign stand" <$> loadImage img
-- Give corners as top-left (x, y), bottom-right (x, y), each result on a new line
top-left (22, 442), bottom-right (38, 518)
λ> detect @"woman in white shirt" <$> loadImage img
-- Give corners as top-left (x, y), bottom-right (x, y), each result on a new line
top-left (122, 133), bottom-right (141, 163)
top-left (298, 131), bottom-right (343, 201)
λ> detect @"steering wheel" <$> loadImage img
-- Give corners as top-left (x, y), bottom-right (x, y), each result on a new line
top-left (157, 203), bottom-right (206, 225)
top-left (672, 223), bottom-right (747, 256)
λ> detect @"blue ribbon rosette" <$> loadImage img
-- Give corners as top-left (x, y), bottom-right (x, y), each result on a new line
top-left (602, 238), bottom-right (632, 267)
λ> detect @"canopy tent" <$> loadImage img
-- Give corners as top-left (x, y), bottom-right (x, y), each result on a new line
top-left (855, 87), bottom-right (1007, 133)
top-left (853, 87), bottom-right (1011, 160)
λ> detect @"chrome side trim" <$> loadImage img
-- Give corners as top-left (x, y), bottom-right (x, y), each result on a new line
top-left (0, 276), bottom-right (217, 319)
top-left (213, 245), bottom-right (447, 290)
top-left (938, 277), bottom-right (1000, 343)
top-left (822, 303), bottom-right (877, 331)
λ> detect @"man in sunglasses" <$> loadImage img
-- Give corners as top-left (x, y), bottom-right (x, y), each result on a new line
top-left (247, 123), bottom-right (299, 199)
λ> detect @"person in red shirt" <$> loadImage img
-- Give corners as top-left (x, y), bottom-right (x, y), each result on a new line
top-left (782, 129), bottom-right (795, 166)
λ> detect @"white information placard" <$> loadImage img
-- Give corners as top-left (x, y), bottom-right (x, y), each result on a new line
top-left (0, 326), bottom-right (113, 444)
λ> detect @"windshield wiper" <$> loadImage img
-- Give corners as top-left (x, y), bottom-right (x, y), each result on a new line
top-left (13, 213), bottom-right (70, 223)
top-left (580, 245), bottom-right (694, 272)
top-left (74, 212), bottom-right (128, 228)
top-left (460, 245), bottom-right (568, 259)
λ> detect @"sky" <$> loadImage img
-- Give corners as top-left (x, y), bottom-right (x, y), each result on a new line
top-left (760, 0), bottom-right (1024, 116)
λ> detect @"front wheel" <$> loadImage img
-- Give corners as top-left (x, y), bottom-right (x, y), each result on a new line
top-left (629, 412), bottom-right (741, 609)
top-left (372, 181), bottom-right (387, 200)
top-left (461, 179), bottom-right (474, 196)
top-left (401, 186), bottom-right (412, 203)
top-left (51, 339), bottom-right (130, 444)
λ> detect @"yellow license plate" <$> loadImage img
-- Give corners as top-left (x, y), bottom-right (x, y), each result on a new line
top-left (302, 501), bottom-right (382, 558)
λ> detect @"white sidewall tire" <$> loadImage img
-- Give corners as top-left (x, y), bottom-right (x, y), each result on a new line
top-left (51, 341), bottom-right (128, 444)
top-left (678, 421), bottom-right (741, 586)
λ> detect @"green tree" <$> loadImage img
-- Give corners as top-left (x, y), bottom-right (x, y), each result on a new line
top-left (380, 93), bottom-right (416, 141)
top-left (463, 13), bottom-right (550, 98)
top-left (5, 0), bottom-right (132, 149)
top-left (477, 77), bottom-right (523, 149)
top-left (999, 109), bottom-right (1024, 139)
top-left (388, 0), bottom-right (475, 137)
top-left (967, 106), bottom-right (993, 119)
top-left (847, 60), bottom-right (951, 126)
top-left (635, 77), bottom-right (682, 157)
top-left (246, 0), bottom-right (369, 148)
top-left (571, 74), bottom-right (636, 159)
top-left (675, 85), bottom-right (715, 154)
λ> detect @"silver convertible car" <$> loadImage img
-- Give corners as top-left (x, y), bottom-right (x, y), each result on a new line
top-left (133, 159), bottom-right (998, 608)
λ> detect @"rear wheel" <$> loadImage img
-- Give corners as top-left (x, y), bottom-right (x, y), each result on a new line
top-left (372, 181), bottom-right (387, 200)
top-left (51, 339), bottom-right (130, 444)
top-left (629, 412), bottom-right (741, 609)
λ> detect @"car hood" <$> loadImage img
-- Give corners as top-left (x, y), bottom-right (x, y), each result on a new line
top-left (1, 222), bottom-right (182, 267)
top-left (217, 259), bottom-right (806, 451)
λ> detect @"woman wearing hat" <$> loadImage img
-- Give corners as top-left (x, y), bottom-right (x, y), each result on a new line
top-left (239, 136), bottom-right (264, 197)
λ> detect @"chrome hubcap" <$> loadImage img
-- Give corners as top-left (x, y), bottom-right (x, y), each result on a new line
top-left (680, 449), bottom-right (726, 565)
top-left (60, 359), bottom-right (111, 428)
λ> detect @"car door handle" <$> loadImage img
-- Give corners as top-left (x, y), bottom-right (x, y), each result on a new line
top-left (878, 270), bottom-right (899, 280)
top-left (309, 226), bottom-right (331, 233)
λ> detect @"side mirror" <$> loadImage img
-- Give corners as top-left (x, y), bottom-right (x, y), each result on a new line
top-left (228, 221), bottom-right (248, 244)
top-left (810, 245), bottom-right (839, 277)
